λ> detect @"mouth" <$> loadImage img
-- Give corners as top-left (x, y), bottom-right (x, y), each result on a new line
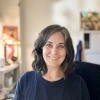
top-left (49, 56), bottom-right (59, 60)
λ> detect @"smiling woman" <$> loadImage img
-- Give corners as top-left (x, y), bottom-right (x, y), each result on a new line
top-left (13, 25), bottom-right (90, 100)
top-left (32, 25), bottom-right (75, 77)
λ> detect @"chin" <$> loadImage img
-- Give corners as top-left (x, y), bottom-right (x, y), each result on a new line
top-left (47, 64), bottom-right (61, 68)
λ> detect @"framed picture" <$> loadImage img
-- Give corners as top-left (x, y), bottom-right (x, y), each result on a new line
top-left (3, 26), bottom-right (18, 40)
top-left (2, 26), bottom-right (19, 63)
top-left (80, 11), bottom-right (100, 30)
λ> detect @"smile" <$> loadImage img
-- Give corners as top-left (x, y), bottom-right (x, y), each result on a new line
top-left (49, 57), bottom-right (59, 60)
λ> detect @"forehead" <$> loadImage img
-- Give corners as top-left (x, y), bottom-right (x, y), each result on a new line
top-left (47, 32), bottom-right (65, 42)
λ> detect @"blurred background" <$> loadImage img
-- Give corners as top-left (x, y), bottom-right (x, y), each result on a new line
top-left (0, 0), bottom-right (100, 99)
top-left (0, 0), bottom-right (100, 72)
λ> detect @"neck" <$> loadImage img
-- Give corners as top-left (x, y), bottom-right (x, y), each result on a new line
top-left (43, 67), bottom-right (63, 81)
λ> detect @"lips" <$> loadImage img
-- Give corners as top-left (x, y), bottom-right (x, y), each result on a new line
top-left (49, 56), bottom-right (59, 60)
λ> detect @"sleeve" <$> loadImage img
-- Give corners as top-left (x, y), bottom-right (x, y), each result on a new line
top-left (13, 72), bottom-right (27, 100)
top-left (81, 78), bottom-right (90, 100)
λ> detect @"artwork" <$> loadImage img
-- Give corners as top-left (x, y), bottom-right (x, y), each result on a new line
top-left (80, 11), bottom-right (100, 30)
top-left (3, 26), bottom-right (18, 40)
top-left (1, 26), bottom-right (19, 64)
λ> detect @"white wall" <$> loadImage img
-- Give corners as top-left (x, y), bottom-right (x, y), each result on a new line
top-left (80, 31), bottom-right (100, 64)
top-left (20, 0), bottom-right (55, 72)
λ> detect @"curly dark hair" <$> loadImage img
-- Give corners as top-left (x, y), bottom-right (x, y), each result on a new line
top-left (32, 24), bottom-right (75, 77)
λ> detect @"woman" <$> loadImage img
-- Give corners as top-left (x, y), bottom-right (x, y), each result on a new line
top-left (14, 25), bottom-right (90, 100)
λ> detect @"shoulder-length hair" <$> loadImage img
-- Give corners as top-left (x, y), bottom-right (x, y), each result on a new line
top-left (32, 24), bottom-right (75, 77)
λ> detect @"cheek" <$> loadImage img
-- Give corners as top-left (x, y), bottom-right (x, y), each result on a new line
top-left (43, 48), bottom-right (50, 57)
top-left (60, 50), bottom-right (67, 57)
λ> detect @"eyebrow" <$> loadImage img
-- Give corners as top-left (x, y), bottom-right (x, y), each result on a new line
top-left (47, 41), bottom-right (65, 45)
top-left (46, 41), bottom-right (52, 44)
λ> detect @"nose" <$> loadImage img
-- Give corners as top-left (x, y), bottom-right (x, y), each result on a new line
top-left (51, 46), bottom-right (58, 55)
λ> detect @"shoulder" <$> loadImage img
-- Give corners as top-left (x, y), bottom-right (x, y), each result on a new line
top-left (66, 73), bottom-right (90, 100)
top-left (67, 73), bottom-right (82, 80)
top-left (66, 73), bottom-right (88, 90)
top-left (14, 71), bottom-right (38, 99)
top-left (22, 70), bottom-right (37, 78)
top-left (15, 71), bottom-right (38, 93)
top-left (66, 73), bottom-right (86, 85)
top-left (19, 71), bottom-right (38, 83)
top-left (67, 73), bottom-right (89, 92)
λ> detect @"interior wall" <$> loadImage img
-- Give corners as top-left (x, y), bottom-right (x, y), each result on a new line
top-left (0, 0), bottom-right (20, 38)
top-left (20, 0), bottom-right (54, 72)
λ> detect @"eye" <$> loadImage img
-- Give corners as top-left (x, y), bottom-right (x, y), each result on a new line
top-left (45, 43), bottom-right (52, 48)
top-left (58, 45), bottom-right (65, 48)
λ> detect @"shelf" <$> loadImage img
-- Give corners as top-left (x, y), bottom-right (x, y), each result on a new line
top-left (0, 64), bottom-right (19, 74)
top-left (0, 64), bottom-right (20, 88)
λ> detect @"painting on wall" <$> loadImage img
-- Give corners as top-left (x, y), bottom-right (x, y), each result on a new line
top-left (2, 26), bottom-right (19, 64)
top-left (80, 11), bottom-right (100, 30)
top-left (3, 26), bottom-right (18, 40)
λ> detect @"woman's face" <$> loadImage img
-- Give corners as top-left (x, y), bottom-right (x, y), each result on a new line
top-left (43, 32), bottom-right (67, 69)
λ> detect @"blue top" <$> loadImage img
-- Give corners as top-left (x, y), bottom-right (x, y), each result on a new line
top-left (13, 71), bottom-right (90, 100)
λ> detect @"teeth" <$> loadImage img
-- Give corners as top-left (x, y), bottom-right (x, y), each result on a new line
top-left (50, 57), bottom-right (58, 60)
